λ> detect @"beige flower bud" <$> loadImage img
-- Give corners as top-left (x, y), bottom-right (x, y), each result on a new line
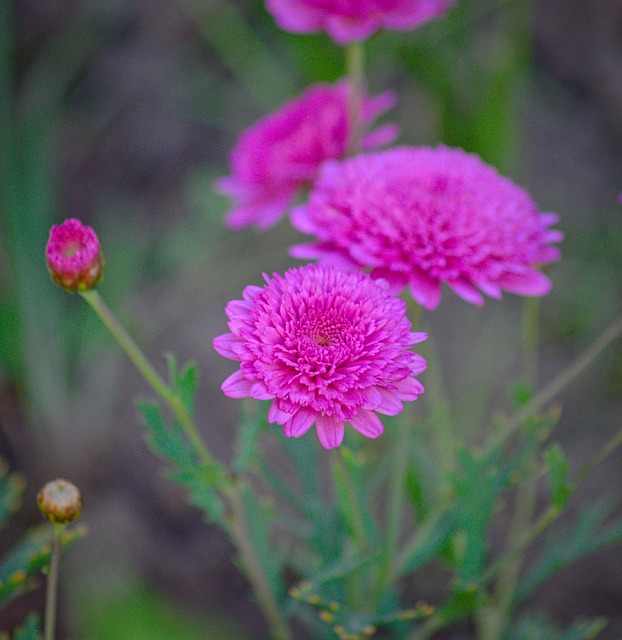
top-left (37, 479), bottom-right (83, 524)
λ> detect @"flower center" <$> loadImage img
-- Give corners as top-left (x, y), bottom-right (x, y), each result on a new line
top-left (62, 240), bottom-right (84, 258)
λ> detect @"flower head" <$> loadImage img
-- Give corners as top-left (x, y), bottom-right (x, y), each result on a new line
top-left (291, 146), bottom-right (563, 310)
top-left (37, 479), bottom-right (83, 525)
top-left (215, 79), bottom-right (398, 229)
top-left (265, 0), bottom-right (455, 44)
top-left (213, 264), bottom-right (426, 449)
top-left (46, 218), bottom-right (103, 292)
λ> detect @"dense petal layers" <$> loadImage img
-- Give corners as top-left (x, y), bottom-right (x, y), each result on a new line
top-left (265, 0), bottom-right (455, 44)
top-left (291, 146), bottom-right (563, 310)
top-left (45, 218), bottom-right (103, 292)
top-left (215, 79), bottom-right (398, 229)
top-left (213, 264), bottom-right (426, 449)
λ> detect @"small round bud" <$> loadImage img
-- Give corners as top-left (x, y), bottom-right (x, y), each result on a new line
top-left (45, 218), bottom-right (103, 292)
top-left (37, 479), bottom-right (83, 524)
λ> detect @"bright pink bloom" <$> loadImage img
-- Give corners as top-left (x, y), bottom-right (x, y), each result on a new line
top-left (46, 218), bottom-right (103, 292)
top-left (291, 147), bottom-right (563, 310)
top-left (213, 264), bottom-right (426, 449)
top-left (265, 0), bottom-right (455, 44)
top-left (215, 80), bottom-right (398, 229)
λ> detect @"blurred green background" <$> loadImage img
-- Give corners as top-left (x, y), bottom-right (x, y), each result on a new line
top-left (1, 0), bottom-right (621, 638)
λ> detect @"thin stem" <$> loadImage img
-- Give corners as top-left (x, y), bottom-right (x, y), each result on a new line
top-left (374, 417), bottom-right (411, 605)
top-left (345, 41), bottom-right (365, 155)
top-left (477, 298), bottom-right (541, 640)
top-left (226, 484), bottom-right (292, 640)
top-left (80, 289), bottom-right (214, 464)
top-left (489, 313), bottom-right (622, 452)
top-left (44, 525), bottom-right (63, 640)
top-left (480, 423), bottom-right (622, 588)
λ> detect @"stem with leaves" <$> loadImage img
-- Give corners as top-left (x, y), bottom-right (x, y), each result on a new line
top-left (80, 289), bottom-right (292, 640)
top-left (43, 525), bottom-right (63, 640)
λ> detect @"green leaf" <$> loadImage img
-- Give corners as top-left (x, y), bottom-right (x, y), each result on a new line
top-left (165, 354), bottom-right (198, 415)
top-left (138, 400), bottom-right (226, 523)
top-left (398, 505), bottom-right (457, 575)
top-left (12, 614), bottom-right (41, 640)
top-left (240, 484), bottom-right (285, 603)
top-left (233, 401), bottom-right (269, 473)
top-left (515, 498), bottom-right (622, 605)
top-left (506, 612), bottom-right (607, 640)
top-left (0, 523), bottom-right (86, 608)
top-left (543, 443), bottom-right (571, 510)
top-left (0, 460), bottom-right (25, 531)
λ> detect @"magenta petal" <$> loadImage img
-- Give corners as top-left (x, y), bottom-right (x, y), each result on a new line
top-left (284, 407), bottom-right (317, 438)
top-left (268, 401), bottom-right (292, 425)
top-left (213, 333), bottom-right (242, 360)
top-left (448, 279), bottom-right (484, 307)
top-left (497, 269), bottom-right (552, 296)
top-left (395, 376), bottom-right (425, 401)
top-left (315, 415), bottom-right (345, 450)
top-left (409, 332), bottom-right (428, 345)
top-left (375, 390), bottom-right (403, 416)
top-left (221, 370), bottom-right (254, 398)
top-left (349, 410), bottom-right (384, 438)
top-left (249, 381), bottom-right (273, 400)
top-left (409, 272), bottom-right (442, 311)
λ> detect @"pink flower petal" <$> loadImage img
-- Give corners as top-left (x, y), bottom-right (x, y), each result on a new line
top-left (221, 370), bottom-right (254, 398)
top-left (315, 414), bottom-right (345, 450)
top-left (213, 333), bottom-right (242, 360)
top-left (349, 409), bottom-right (384, 438)
top-left (284, 407), bottom-right (317, 438)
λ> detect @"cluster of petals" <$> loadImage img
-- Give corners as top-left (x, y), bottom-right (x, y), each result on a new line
top-left (213, 264), bottom-right (426, 449)
top-left (45, 218), bottom-right (103, 292)
top-left (265, 0), bottom-right (456, 44)
top-left (291, 146), bottom-right (563, 310)
top-left (215, 79), bottom-right (398, 229)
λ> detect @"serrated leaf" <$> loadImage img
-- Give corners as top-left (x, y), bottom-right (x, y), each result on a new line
top-left (138, 400), bottom-right (226, 523)
top-left (0, 524), bottom-right (86, 608)
top-left (544, 443), bottom-right (571, 510)
top-left (233, 402), bottom-right (269, 473)
top-left (515, 498), bottom-right (622, 605)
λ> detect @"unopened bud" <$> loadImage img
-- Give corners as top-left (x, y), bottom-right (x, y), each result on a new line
top-left (45, 218), bottom-right (103, 292)
top-left (37, 479), bottom-right (82, 524)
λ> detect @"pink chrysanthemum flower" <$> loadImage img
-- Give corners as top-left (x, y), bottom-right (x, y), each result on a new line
top-left (265, 0), bottom-right (455, 44)
top-left (291, 147), bottom-right (563, 310)
top-left (215, 79), bottom-right (398, 229)
top-left (46, 218), bottom-right (103, 292)
top-left (213, 264), bottom-right (426, 449)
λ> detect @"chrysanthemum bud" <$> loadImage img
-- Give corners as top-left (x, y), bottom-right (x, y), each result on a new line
top-left (45, 218), bottom-right (103, 292)
top-left (37, 479), bottom-right (82, 524)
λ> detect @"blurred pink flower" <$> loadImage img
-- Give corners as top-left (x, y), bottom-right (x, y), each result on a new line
top-left (46, 218), bottom-right (103, 292)
top-left (213, 264), bottom-right (426, 449)
top-left (291, 147), bottom-right (563, 310)
top-left (265, 0), bottom-right (455, 44)
top-left (215, 80), bottom-right (398, 229)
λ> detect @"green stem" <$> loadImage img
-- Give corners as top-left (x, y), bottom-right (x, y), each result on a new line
top-left (226, 483), bottom-right (292, 640)
top-left (489, 313), bottom-right (622, 452)
top-left (374, 417), bottom-right (411, 605)
top-left (80, 289), bottom-right (214, 464)
top-left (480, 423), bottom-right (622, 588)
top-left (345, 41), bottom-right (365, 155)
top-left (44, 525), bottom-right (63, 640)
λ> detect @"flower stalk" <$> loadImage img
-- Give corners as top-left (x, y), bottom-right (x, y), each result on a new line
top-left (346, 40), bottom-right (365, 155)
top-left (43, 525), bottom-right (63, 640)
top-left (79, 289), bottom-right (214, 465)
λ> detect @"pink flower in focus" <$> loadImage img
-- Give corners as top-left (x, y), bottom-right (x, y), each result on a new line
top-left (213, 264), bottom-right (426, 449)
top-left (215, 80), bottom-right (398, 229)
top-left (46, 218), bottom-right (103, 292)
top-left (291, 147), bottom-right (563, 310)
top-left (265, 0), bottom-right (455, 44)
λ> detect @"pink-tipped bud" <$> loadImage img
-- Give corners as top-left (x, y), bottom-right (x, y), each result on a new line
top-left (45, 218), bottom-right (103, 292)
top-left (37, 479), bottom-right (83, 524)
